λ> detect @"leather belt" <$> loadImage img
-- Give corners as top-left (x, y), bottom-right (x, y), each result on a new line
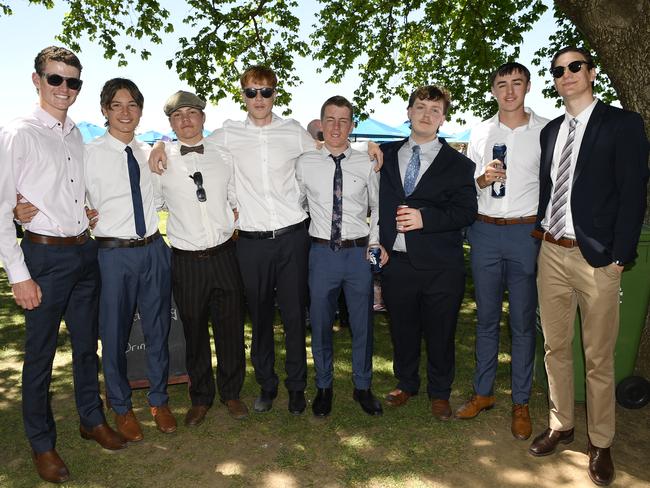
top-left (172, 238), bottom-right (234, 258)
top-left (95, 230), bottom-right (162, 248)
top-left (476, 214), bottom-right (537, 225)
top-left (238, 221), bottom-right (306, 240)
top-left (24, 229), bottom-right (90, 246)
top-left (311, 236), bottom-right (369, 248)
top-left (531, 229), bottom-right (578, 248)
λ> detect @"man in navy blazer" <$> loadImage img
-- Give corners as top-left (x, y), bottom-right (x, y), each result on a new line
top-left (379, 85), bottom-right (477, 420)
top-left (528, 46), bottom-right (648, 487)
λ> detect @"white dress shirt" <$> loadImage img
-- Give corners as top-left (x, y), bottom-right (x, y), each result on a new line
top-left (468, 107), bottom-right (549, 218)
top-left (153, 139), bottom-right (236, 250)
top-left (296, 145), bottom-right (379, 244)
top-left (542, 98), bottom-right (598, 238)
top-left (85, 132), bottom-right (159, 239)
top-left (207, 113), bottom-right (314, 231)
top-left (0, 106), bottom-right (87, 283)
top-left (393, 137), bottom-right (442, 252)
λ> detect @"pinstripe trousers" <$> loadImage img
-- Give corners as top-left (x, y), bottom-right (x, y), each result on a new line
top-left (171, 240), bottom-right (246, 405)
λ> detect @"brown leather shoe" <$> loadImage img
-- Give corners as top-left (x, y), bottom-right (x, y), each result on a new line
top-left (431, 398), bottom-right (452, 421)
top-left (385, 389), bottom-right (412, 407)
top-left (588, 440), bottom-right (615, 486)
top-left (225, 399), bottom-right (249, 420)
top-left (511, 404), bottom-right (532, 440)
top-left (115, 409), bottom-right (144, 442)
top-left (80, 422), bottom-right (127, 450)
top-left (528, 427), bottom-right (574, 456)
top-left (31, 449), bottom-right (70, 483)
top-left (184, 405), bottom-right (210, 426)
top-left (455, 394), bottom-right (495, 420)
top-left (151, 404), bottom-right (177, 433)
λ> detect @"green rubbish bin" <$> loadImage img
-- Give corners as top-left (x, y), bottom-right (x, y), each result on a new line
top-left (534, 224), bottom-right (650, 403)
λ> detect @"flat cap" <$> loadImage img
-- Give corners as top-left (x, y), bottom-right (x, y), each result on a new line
top-left (163, 90), bottom-right (206, 116)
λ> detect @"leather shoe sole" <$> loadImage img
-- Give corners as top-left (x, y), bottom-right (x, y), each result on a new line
top-left (32, 449), bottom-right (70, 484)
top-left (80, 422), bottom-right (127, 450)
top-left (184, 405), bottom-right (210, 426)
top-left (224, 399), bottom-right (249, 420)
top-left (528, 428), bottom-right (574, 457)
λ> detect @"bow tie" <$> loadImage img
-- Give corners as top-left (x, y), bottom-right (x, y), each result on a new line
top-left (180, 144), bottom-right (204, 156)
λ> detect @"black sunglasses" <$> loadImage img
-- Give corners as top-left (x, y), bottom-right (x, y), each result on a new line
top-left (43, 73), bottom-right (83, 91)
top-left (243, 87), bottom-right (275, 99)
top-left (550, 60), bottom-right (591, 79)
top-left (189, 172), bottom-right (207, 202)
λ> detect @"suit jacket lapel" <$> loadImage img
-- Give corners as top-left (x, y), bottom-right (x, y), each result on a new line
top-left (542, 119), bottom-right (561, 179)
top-left (384, 138), bottom-right (409, 198)
top-left (573, 100), bottom-right (606, 183)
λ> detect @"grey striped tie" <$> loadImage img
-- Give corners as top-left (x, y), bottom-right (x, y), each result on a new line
top-left (548, 118), bottom-right (578, 239)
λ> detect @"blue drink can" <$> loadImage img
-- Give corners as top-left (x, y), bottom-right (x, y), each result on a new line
top-left (491, 143), bottom-right (507, 198)
top-left (369, 245), bottom-right (382, 273)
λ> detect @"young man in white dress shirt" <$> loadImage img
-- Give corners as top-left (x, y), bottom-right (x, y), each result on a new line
top-left (154, 91), bottom-right (248, 425)
top-left (296, 96), bottom-right (388, 417)
top-left (0, 46), bottom-right (125, 484)
top-left (456, 62), bottom-right (548, 441)
top-left (85, 78), bottom-right (176, 441)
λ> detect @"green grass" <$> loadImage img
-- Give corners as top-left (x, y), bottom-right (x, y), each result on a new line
top-left (0, 244), bottom-right (553, 488)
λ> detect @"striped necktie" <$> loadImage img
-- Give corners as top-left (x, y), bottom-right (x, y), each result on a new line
top-left (548, 118), bottom-right (578, 240)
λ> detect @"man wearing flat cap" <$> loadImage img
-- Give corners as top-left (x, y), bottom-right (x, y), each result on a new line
top-left (154, 91), bottom-right (248, 424)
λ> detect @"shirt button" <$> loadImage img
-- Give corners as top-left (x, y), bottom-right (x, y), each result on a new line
top-left (75, 199), bottom-right (78, 203)
top-left (71, 179), bottom-right (74, 182)
top-left (77, 220), bottom-right (81, 224)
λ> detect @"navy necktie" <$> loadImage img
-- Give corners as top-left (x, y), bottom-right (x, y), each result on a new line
top-left (403, 144), bottom-right (421, 196)
top-left (125, 146), bottom-right (146, 237)
top-left (330, 153), bottom-right (346, 251)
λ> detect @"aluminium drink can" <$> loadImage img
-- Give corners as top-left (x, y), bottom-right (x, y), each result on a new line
top-left (369, 245), bottom-right (382, 274)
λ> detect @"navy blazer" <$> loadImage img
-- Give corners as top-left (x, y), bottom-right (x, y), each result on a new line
top-left (535, 101), bottom-right (649, 267)
top-left (379, 137), bottom-right (477, 270)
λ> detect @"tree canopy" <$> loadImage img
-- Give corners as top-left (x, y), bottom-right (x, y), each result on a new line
top-left (2, 0), bottom-right (634, 122)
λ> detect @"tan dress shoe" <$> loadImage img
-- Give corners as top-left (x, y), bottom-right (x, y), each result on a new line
top-left (115, 409), bottom-right (144, 442)
top-left (455, 394), bottom-right (495, 419)
top-left (385, 389), bottom-right (412, 407)
top-left (225, 399), bottom-right (249, 420)
top-left (184, 405), bottom-right (210, 426)
top-left (431, 398), bottom-right (452, 421)
top-left (80, 422), bottom-right (127, 450)
top-left (151, 404), bottom-right (177, 433)
top-left (511, 404), bottom-right (532, 440)
top-left (31, 449), bottom-right (70, 483)
top-left (588, 440), bottom-right (615, 486)
top-left (528, 427), bottom-right (574, 456)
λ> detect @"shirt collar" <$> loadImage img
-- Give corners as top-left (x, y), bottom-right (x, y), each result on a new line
top-left (244, 112), bottom-right (282, 127)
top-left (32, 105), bottom-right (77, 135)
top-left (103, 130), bottom-right (136, 152)
top-left (565, 98), bottom-right (598, 126)
top-left (493, 107), bottom-right (542, 131)
top-left (408, 136), bottom-right (440, 153)
top-left (321, 142), bottom-right (351, 159)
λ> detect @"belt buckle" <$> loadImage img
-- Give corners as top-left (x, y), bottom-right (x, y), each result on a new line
top-left (130, 237), bottom-right (145, 246)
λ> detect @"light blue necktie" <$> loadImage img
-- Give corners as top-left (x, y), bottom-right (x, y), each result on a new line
top-left (403, 145), bottom-right (421, 196)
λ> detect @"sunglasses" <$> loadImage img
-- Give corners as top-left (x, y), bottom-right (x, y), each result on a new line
top-left (189, 172), bottom-right (207, 202)
top-left (550, 60), bottom-right (591, 79)
top-left (43, 73), bottom-right (83, 90)
top-left (243, 87), bottom-right (275, 99)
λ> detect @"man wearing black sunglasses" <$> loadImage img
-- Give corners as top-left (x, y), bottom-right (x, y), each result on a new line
top-left (0, 46), bottom-right (126, 484)
top-left (530, 46), bottom-right (649, 486)
top-left (153, 91), bottom-right (248, 425)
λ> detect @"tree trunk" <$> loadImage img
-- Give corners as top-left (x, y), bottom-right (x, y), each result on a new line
top-left (556, 0), bottom-right (650, 379)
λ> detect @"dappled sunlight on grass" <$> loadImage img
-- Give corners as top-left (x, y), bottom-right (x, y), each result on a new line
top-left (215, 460), bottom-right (244, 476)
top-left (472, 438), bottom-right (494, 447)
top-left (261, 471), bottom-right (299, 488)
top-left (339, 434), bottom-right (374, 451)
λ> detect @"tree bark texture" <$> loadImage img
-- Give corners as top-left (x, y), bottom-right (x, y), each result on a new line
top-left (555, 0), bottom-right (650, 379)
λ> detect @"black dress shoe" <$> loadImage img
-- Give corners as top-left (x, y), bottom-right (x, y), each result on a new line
top-left (528, 427), bottom-right (574, 456)
top-left (353, 388), bottom-right (383, 416)
top-left (288, 390), bottom-right (306, 415)
top-left (312, 388), bottom-right (333, 417)
top-left (254, 390), bottom-right (277, 413)
top-left (588, 440), bottom-right (615, 486)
